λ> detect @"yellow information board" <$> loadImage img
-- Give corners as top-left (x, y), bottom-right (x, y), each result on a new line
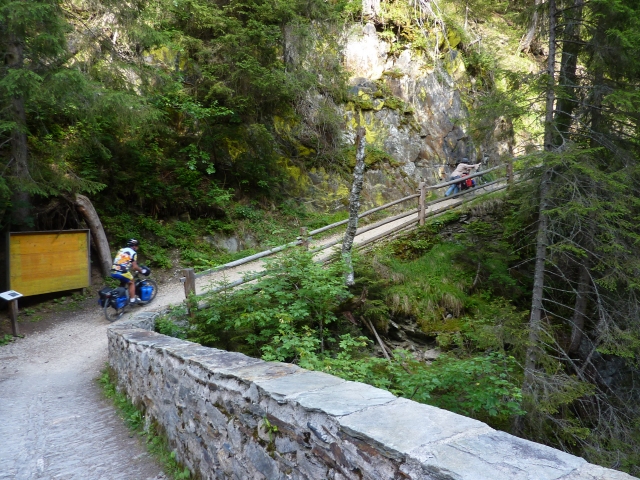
top-left (8, 230), bottom-right (90, 296)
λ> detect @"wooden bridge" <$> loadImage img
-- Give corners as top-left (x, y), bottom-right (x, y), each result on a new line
top-left (180, 163), bottom-right (513, 305)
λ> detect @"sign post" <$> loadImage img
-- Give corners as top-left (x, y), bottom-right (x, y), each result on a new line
top-left (1, 290), bottom-right (23, 337)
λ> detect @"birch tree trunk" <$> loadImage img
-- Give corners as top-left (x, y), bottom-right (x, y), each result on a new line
top-left (519, 0), bottom-right (543, 53)
top-left (74, 194), bottom-right (112, 277)
top-left (517, 0), bottom-right (557, 433)
top-left (342, 127), bottom-right (366, 286)
top-left (7, 33), bottom-right (31, 229)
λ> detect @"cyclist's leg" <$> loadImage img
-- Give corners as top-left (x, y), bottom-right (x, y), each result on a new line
top-left (111, 272), bottom-right (135, 301)
top-left (445, 176), bottom-right (460, 196)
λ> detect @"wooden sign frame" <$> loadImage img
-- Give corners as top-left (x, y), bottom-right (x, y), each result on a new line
top-left (6, 230), bottom-right (91, 297)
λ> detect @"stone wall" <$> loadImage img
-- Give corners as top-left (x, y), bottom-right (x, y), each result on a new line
top-left (107, 313), bottom-right (635, 480)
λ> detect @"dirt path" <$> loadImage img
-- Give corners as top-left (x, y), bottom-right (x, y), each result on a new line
top-left (0, 302), bottom-right (168, 479)
top-left (0, 186), bottom-right (493, 479)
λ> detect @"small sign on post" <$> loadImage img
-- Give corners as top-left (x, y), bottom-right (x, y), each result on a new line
top-left (1, 290), bottom-right (23, 337)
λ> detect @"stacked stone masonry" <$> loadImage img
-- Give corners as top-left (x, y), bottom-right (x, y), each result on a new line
top-left (107, 313), bottom-right (636, 480)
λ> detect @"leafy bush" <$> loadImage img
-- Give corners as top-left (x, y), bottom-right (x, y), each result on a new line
top-left (313, 348), bottom-right (524, 422)
top-left (156, 315), bottom-right (188, 339)
top-left (188, 249), bottom-right (351, 357)
top-left (0, 334), bottom-right (16, 346)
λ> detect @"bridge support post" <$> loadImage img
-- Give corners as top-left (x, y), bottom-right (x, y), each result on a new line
top-left (182, 268), bottom-right (196, 317)
top-left (299, 227), bottom-right (309, 250)
top-left (418, 182), bottom-right (426, 226)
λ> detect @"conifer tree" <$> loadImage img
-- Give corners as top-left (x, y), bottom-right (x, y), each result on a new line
top-left (0, 0), bottom-right (68, 228)
top-left (512, 0), bottom-right (640, 470)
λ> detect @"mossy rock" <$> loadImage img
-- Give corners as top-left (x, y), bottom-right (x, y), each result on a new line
top-left (447, 29), bottom-right (462, 50)
top-left (346, 145), bottom-right (399, 169)
top-left (382, 68), bottom-right (405, 79)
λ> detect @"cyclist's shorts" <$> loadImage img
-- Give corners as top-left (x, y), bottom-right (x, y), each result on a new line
top-left (111, 271), bottom-right (133, 283)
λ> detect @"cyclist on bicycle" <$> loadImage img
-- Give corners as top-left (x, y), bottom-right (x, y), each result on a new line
top-left (445, 158), bottom-right (481, 196)
top-left (110, 239), bottom-right (146, 304)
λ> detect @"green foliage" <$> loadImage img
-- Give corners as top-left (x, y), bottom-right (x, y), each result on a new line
top-left (344, 144), bottom-right (398, 169)
top-left (261, 416), bottom-right (279, 443)
top-left (298, 337), bottom-right (524, 423)
top-left (463, 48), bottom-right (497, 89)
top-left (383, 242), bottom-right (471, 330)
top-left (0, 0), bottom-right (107, 226)
top-left (0, 0), bottom-right (352, 228)
top-left (99, 367), bottom-right (191, 479)
top-left (156, 315), bottom-right (188, 340)
top-left (0, 334), bottom-right (16, 346)
top-left (394, 352), bottom-right (525, 420)
top-left (100, 198), bottom-right (359, 272)
top-left (512, 148), bottom-right (640, 359)
top-left (168, 218), bottom-right (527, 425)
top-left (188, 249), bottom-right (351, 357)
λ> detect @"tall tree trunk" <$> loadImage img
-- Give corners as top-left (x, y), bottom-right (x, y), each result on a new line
top-left (517, 0), bottom-right (557, 434)
top-left (521, 168), bottom-right (551, 388)
top-left (542, 0), bottom-right (558, 154)
top-left (342, 127), bottom-right (366, 286)
top-left (519, 0), bottom-right (543, 53)
top-left (74, 194), bottom-right (112, 278)
top-left (7, 32), bottom-right (31, 229)
top-left (555, 0), bottom-right (584, 142)
top-left (588, 17), bottom-right (605, 150)
top-left (568, 263), bottom-right (590, 354)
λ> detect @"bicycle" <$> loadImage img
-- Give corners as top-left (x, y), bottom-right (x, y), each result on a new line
top-left (98, 267), bottom-right (158, 322)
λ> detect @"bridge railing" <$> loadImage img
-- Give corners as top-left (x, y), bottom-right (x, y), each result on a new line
top-left (180, 163), bottom-right (511, 304)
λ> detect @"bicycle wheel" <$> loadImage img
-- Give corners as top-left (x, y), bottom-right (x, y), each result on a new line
top-left (104, 299), bottom-right (125, 322)
top-left (139, 279), bottom-right (158, 305)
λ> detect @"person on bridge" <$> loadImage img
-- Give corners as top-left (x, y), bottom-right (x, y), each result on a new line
top-left (445, 158), bottom-right (481, 196)
top-left (110, 239), bottom-right (147, 304)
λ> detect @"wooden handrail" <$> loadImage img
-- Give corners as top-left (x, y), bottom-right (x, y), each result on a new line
top-left (193, 239), bottom-right (302, 279)
top-left (308, 193), bottom-right (420, 236)
top-left (193, 179), bottom-right (511, 306)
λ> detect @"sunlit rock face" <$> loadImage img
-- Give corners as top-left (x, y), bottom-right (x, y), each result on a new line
top-left (344, 22), bottom-right (471, 174)
top-left (290, 22), bottom-right (511, 209)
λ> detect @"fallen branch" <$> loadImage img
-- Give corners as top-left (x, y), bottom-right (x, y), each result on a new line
top-left (362, 317), bottom-right (391, 362)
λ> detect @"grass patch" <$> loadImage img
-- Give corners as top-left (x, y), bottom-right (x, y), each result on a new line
top-left (98, 367), bottom-right (191, 480)
top-left (385, 242), bottom-right (471, 331)
top-left (0, 334), bottom-right (16, 346)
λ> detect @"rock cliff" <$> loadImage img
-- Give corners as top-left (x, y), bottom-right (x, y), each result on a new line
top-left (298, 22), bottom-right (508, 211)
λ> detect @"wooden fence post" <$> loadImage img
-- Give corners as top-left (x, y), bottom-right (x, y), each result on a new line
top-left (8, 300), bottom-right (19, 337)
top-left (418, 181), bottom-right (426, 226)
top-left (299, 227), bottom-right (309, 250)
top-left (182, 268), bottom-right (196, 317)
